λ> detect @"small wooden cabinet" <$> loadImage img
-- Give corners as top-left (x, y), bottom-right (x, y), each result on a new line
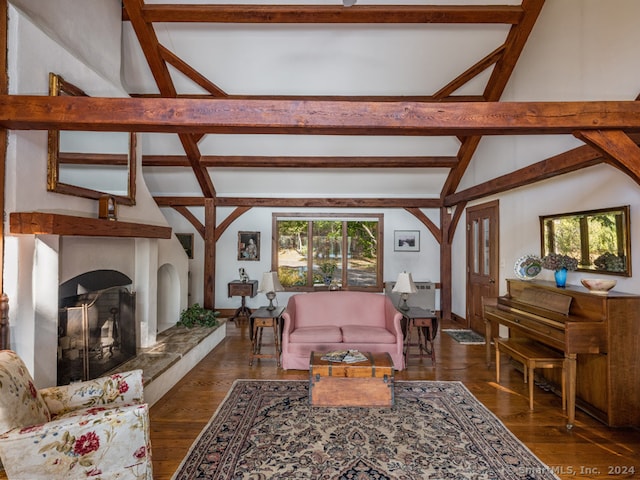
top-left (227, 280), bottom-right (258, 321)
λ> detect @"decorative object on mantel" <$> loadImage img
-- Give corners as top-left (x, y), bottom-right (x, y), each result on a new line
top-left (177, 303), bottom-right (220, 328)
top-left (258, 271), bottom-right (284, 311)
top-left (98, 194), bottom-right (118, 220)
top-left (514, 254), bottom-right (542, 280)
top-left (581, 278), bottom-right (617, 295)
top-left (392, 271), bottom-right (417, 311)
top-left (541, 253), bottom-right (578, 288)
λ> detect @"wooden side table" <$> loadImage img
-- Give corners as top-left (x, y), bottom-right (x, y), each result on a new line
top-left (227, 280), bottom-right (258, 322)
top-left (249, 306), bottom-right (285, 366)
top-left (401, 306), bottom-right (438, 365)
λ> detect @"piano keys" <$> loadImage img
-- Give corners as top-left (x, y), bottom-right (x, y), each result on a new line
top-left (484, 278), bottom-right (640, 428)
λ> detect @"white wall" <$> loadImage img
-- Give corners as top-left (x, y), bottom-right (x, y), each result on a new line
top-left (452, 0), bottom-right (640, 316)
top-left (153, 0), bottom-right (640, 318)
top-left (163, 205), bottom-right (441, 310)
top-left (4, 5), bottom-right (189, 386)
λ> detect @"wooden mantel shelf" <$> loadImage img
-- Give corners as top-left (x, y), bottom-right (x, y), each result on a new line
top-left (10, 212), bottom-right (172, 239)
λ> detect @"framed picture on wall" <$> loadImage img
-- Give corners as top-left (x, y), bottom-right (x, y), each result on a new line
top-left (238, 231), bottom-right (260, 261)
top-left (176, 233), bottom-right (194, 259)
top-left (394, 230), bottom-right (420, 252)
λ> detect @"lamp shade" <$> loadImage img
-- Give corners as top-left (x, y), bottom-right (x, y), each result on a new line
top-left (258, 271), bottom-right (284, 293)
top-left (392, 272), bottom-right (417, 294)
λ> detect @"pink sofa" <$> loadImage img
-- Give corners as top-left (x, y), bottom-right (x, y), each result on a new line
top-left (280, 291), bottom-right (405, 370)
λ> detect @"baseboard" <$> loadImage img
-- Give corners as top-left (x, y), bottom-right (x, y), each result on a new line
top-left (450, 312), bottom-right (467, 327)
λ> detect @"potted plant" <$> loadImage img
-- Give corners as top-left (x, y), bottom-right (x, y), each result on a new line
top-left (177, 303), bottom-right (220, 328)
top-left (541, 253), bottom-right (578, 288)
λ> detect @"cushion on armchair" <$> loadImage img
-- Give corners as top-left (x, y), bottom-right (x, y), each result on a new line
top-left (0, 350), bottom-right (152, 479)
top-left (40, 369), bottom-right (144, 418)
top-left (0, 350), bottom-right (50, 434)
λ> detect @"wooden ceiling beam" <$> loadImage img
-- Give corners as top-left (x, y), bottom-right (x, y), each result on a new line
top-left (158, 45), bottom-right (227, 97)
top-left (432, 45), bottom-right (504, 100)
top-left (127, 5), bottom-right (524, 24)
top-left (123, 0), bottom-right (216, 198)
top-left (4, 96), bottom-right (640, 136)
top-left (154, 196), bottom-right (442, 208)
top-left (172, 206), bottom-right (205, 238)
top-left (130, 93), bottom-right (486, 102)
top-left (441, 0), bottom-right (545, 197)
top-left (142, 155), bottom-right (458, 169)
top-left (443, 143), bottom-right (605, 206)
top-left (574, 129), bottom-right (640, 185)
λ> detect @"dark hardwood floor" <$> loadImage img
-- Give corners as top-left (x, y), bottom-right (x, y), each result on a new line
top-left (150, 318), bottom-right (640, 480)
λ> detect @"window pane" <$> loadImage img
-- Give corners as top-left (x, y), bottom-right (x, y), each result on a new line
top-left (312, 220), bottom-right (342, 285)
top-left (277, 220), bottom-right (308, 287)
top-left (483, 217), bottom-right (490, 275)
top-left (347, 221), bottom-right (378, 286)
top-left (473, 220), bottom-right (479, 274)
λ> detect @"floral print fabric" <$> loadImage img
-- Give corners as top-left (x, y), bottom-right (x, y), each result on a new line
top-left (40, 369), bottom-right (144, 417)
top-left (0, 350), bottom-right (50, 434)
top-left (0, 351), bottom-right (152, 479)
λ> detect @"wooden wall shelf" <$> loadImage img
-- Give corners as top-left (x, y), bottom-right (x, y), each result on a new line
top-left (10, 212), bottom-right (172, 239)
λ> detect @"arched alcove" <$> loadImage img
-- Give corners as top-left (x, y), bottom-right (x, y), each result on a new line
top-left (157, 263), bottom-right (181, 333)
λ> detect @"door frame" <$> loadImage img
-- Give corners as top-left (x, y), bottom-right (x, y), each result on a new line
top-left (465, 200), bottom-right (500, 332)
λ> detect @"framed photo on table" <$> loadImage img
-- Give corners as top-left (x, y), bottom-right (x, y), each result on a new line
top-left (238, 231), bottom-right (260, 261)
top-left (394, 230), bottom-right (420, 252)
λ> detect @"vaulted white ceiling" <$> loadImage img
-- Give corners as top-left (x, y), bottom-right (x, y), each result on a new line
top-left (119, 0), bottom-right (536, 200)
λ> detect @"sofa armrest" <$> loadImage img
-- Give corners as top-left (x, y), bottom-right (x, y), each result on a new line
top-left (40, 370), bottom-right (144, 418)
top-left (384, 300), bottom-right (404, 338)
top-left (0, 403), bottom-right (152, 479)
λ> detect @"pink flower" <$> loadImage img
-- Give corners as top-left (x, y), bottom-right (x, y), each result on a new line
top-left (133, 446), bottom-right (147, 459)
top-left (118, 381), bottom-right (129, 394)
top-left (73, 431), bottom-right (100, 456)
top-left (28, 381), bottom-right (37, 398)
top-left (19, 424), bottom-right (43, 434)
top-left (86, 407), bottom-right (107, 415)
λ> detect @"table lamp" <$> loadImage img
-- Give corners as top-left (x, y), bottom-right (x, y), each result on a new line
top-left (392, 271), bottom-right (417, 311)
top-left (259, 271), bottom-right (284, 310)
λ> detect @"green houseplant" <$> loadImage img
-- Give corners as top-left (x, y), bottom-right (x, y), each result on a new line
top-left (177, 303), bottom-right (220, 328)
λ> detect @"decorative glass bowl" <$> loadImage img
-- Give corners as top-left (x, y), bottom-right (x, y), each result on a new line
top-left (580, 278), bottom-right (617, 295)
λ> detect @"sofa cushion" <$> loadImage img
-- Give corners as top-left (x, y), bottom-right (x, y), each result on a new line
top-left (341, 325), bottom-right (397, 344)
top-left (289, 326), bottom-right (342, 343)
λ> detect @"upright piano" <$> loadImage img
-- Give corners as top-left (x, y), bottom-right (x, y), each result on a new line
top-left (484, 278), bottom-right (640, 428)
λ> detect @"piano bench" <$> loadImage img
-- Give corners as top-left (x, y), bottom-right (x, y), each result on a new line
top-left (495, 337), bottom-right (567, 411)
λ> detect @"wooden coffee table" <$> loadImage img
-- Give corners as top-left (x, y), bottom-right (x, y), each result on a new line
top-left (309, 351), bottom-right (394, 407)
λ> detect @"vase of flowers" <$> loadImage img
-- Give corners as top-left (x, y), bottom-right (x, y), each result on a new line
top-left (541, 253), bottom-right (578, 288)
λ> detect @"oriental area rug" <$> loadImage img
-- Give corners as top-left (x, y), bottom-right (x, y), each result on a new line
top-left (172, 380), bottom-right (558, 480)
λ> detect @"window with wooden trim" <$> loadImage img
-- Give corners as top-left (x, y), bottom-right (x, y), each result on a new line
top-left (272, 213), bottom-right (383, 291)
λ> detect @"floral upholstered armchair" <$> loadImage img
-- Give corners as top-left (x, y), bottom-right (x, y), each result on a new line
top-left (0, 350), bottom-right (152, 479)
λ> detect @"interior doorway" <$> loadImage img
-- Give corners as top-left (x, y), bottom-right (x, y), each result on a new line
top-left (466, 200), bottom-right (499, 334)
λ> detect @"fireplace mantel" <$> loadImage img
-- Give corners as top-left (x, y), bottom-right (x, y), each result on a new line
top-left (10, 211), bottom-right (172, 238)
